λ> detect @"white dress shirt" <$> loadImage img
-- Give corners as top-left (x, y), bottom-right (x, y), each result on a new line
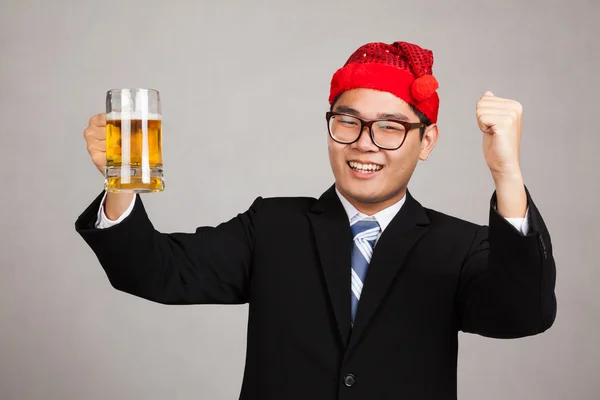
top-left (95, 191), bottom-right (137, 229)
top-left (335, 187), bottom-right (405, 234)
top-left (96, 189), bottom-right (529, 235)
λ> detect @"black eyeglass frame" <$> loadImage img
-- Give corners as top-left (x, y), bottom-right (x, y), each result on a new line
top-left (325, 111), bottom-right (426, 150)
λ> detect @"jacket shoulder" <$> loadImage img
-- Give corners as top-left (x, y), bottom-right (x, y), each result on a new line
top-left (258, 195), bottom-right (318, 214)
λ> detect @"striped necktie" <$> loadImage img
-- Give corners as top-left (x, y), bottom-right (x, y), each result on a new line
top-left (350, 218), bottom-right (381, 323)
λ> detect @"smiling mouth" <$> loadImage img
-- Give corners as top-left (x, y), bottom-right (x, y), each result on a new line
top-left (347, 161), bottom-right (383, 173)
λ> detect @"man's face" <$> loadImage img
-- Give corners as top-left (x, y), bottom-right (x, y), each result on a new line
top-left (328, 88), bottom-right (438, 214)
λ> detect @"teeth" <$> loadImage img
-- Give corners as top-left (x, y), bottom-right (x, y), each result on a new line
top-left (349, 161), bottom-right (382, 171)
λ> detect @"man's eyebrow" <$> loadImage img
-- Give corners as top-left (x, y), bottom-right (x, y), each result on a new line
top-left (376, 112), bottom-right (409, 121)
top-left (334, 105), bottom-right (361, 115)
top-left (333, 105), bottom-right (409, 121)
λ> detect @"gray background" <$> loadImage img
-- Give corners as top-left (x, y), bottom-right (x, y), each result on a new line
top-left (1, 0), bottom-right (599, 398)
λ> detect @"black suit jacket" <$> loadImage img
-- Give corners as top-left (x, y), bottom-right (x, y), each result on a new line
top-left (75, 185), bottom-right (556, 399)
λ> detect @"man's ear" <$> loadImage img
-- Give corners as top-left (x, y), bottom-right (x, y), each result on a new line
top-left (419, 124), bottom-right (438, 161)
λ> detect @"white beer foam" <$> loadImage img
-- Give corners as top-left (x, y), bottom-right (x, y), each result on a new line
top-left (106, 112), bottom-right (161, 120)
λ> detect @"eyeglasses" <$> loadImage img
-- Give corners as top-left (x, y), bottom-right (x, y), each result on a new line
top-left (326, 111), bottom-right (426, 150)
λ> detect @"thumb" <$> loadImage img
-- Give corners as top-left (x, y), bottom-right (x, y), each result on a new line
top-left (483, 90), bottom-right (495, 97)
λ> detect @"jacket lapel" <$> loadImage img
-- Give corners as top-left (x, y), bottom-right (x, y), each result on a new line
top-left (346, 189), bottom-right (430, 354)
top-left (307, 185), bottom-right (353, 347)
top-left (307, 185), bottom-right (431, 352)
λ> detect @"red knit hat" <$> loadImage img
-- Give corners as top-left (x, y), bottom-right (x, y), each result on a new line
top-left (329, 41), bottom-right (439, 123)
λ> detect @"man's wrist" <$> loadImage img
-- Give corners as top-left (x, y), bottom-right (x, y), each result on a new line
top-left (493, 172), bottom-right (527, 218)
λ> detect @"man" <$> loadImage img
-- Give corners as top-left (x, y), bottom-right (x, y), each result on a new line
top-left (76, 41), bottom-right (556, 399)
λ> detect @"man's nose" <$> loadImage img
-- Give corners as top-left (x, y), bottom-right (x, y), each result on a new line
top-left (353, 126), bottom-right (379, 152)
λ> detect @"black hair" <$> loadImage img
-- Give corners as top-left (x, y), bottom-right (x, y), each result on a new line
top-left (408, 103), bottom-right (431, 140)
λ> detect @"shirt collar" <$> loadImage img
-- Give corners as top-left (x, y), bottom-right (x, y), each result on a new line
top-left (334, 186), bottom-right (406, 233)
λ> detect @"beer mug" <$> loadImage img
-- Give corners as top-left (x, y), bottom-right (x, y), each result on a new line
top-left (105, 88), bottom-right (164, 193)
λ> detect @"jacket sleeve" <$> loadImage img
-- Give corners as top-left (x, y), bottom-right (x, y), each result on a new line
top-left (75, 191), bottom-right (262, 305)
top-left (457, 186), bottom-right (557, 338)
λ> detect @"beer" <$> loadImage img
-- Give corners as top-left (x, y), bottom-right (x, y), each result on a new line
top-left (105, 89), bottom-right (164, 193)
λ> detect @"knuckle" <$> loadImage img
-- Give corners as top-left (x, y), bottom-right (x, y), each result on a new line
top-left (515, 102), bottom-right (523, 113)
top-left (90, 113), bottom-right (106, 127)
top-left (92, 153), bottom-right (105, 165)
top-left (508, 100), bottom-right (522, 111)
top-left (84, 127), bottom-right (103, 140)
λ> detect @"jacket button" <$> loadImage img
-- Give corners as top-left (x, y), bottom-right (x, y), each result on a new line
top-left (344, 374), bottom-right (356, 387)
